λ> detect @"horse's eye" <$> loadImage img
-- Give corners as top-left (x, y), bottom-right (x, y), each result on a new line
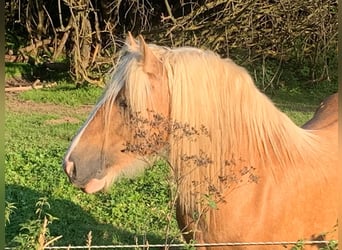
top-left (119, 99), bottom-right (128, 109)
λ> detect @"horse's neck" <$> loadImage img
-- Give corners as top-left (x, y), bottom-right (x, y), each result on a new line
top-left (169, 84), bottom-right (326, 223)
top-left (222, 89), bottom-right (314, 173)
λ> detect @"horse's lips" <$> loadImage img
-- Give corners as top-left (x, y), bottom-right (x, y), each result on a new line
top-left (83, 178), bottom-right (106, 193)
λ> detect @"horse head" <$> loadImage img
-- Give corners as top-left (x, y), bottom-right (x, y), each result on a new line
top-left (63, 34), bottom-right (170, 193)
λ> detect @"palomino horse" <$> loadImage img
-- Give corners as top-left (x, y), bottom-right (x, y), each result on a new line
top-left (63, 34), bottom-right (338, 249)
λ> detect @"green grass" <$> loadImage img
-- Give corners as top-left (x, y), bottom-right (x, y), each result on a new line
top-left (5, 62), bottom-right (33, 79)
top-left (19, 82), bottom-right (102, 106)
top-left (5, 73), bottom-right (338, 248)
top-left (5, 111), bottom-right (179, 247)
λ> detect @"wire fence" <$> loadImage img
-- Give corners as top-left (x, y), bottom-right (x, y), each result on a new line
top-left (4, 240), bottom-right (337, 249)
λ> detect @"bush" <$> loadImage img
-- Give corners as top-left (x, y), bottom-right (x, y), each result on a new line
top-left (5, 0), bottom-right (337, 87)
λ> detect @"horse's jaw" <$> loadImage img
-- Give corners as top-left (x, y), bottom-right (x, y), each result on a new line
top-left (82, 177), bottom-right (107, 194)
top-left (84, 158), bottom-right (152, 193)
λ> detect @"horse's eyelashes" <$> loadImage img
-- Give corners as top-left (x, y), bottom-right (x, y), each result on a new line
top-left (119, 99), bottom-right (128, 109)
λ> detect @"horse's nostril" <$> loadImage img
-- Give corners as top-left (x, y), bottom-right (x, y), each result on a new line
top-left (64, 160), bottom-right (75, 178)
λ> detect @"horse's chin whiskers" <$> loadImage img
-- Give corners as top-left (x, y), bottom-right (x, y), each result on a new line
top-left (102, 175), bottom-right (115, 191)
top-left (64, 160), bottom-right (75, 177)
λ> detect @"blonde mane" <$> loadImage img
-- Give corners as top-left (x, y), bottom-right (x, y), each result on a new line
top-left (99, 41), bottom-right (326, 219)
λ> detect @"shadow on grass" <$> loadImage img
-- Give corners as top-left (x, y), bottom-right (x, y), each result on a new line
top-left (5, 184), bottom-right (166, 247)
top-left (5, 62), bottom-right (71, 84)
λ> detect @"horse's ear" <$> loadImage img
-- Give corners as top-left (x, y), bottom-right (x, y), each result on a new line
top-left (126, 32), bottom-right (138, 50)
top-left (138, 35), bottom-right (163, 77)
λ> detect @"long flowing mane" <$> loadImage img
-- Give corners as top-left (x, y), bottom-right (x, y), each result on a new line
top-left (99, 41), bottom-right (329, 218)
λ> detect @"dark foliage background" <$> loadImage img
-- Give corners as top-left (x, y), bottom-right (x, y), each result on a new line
top-left (5, 0), bottom-right (338, 88)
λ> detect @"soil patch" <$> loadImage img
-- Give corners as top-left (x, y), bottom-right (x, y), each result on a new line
top-left (6, 77), bottom-right (58, 92)
top-left (45, 117), bottom-right (82, 125)
top-left (5, 92), bottom-right (93, 123)
top-left (5, 77), bottom-right (33, 88)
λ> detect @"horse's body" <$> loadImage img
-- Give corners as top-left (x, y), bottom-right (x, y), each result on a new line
top-left (63, 34), bottom-right (338, 249)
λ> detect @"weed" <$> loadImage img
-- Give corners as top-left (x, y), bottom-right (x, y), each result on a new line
top-left (12, 198), bottom-right (61, 249)
top-left (291, 240), bottom-right (305, 250)
top-left (291, 239), bottom-right (339, 250)
top-left (321, 240), bottom-right (338, 250)
top-left (5, 202), bottom-right (16, 226)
